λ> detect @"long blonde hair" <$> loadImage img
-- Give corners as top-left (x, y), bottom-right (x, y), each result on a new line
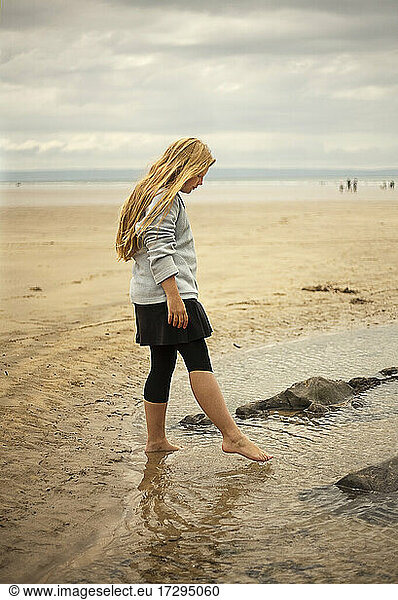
top-left (116, 137), bottom-right (215, 262)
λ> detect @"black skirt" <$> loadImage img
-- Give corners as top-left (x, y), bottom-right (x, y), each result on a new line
top-left (134, 298), bottom-right (213, 346)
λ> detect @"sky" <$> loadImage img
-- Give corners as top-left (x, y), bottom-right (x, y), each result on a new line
top-left (1, 0), bottom-right (397, 171)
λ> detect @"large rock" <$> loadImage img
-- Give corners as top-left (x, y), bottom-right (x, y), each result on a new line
top-left (235, 367), bottom-right (398, 420)
top-left (236, 376), bottom-right (354, 419)
top-left (335, 456), bottom-right (398, 493)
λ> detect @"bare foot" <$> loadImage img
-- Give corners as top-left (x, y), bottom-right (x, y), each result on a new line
top-left (222, 433), bottom-right (273, 462)
top-left (145, 438), bottom-right (183, 453)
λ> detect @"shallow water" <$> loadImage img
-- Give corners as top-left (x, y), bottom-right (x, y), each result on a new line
top-left (46, 324), bottom-right (398, 583)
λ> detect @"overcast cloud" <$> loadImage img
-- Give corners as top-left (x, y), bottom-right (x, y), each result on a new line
top-left (1, 0), bottom-right (397, 170)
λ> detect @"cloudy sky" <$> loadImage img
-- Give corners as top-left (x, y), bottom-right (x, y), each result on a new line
top-left (1, 0), bottom-right (397, 171)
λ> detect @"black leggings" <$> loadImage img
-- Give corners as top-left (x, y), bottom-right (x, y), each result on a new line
top-left (144, 338), bottom-right (213, 404)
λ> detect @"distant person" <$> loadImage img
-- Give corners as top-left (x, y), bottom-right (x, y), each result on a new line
top-left (381, 181), bottom-right (387, 190)
top-left (116, 138), bottom-right (273, 462)
top-left (347, 178), bottom-right (351, 192)
top-left (339, 183), bottom-right (344, 193)
top-left (390, 180), bottom-right (395, 190)
top-left (353, 178), bottom-right (358, 192)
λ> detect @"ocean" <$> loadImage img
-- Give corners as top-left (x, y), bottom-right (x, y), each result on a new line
top-left (1, 167), bottom-right (397, 187)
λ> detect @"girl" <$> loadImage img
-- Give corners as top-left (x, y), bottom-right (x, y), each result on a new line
top-left (116, 138), bottom-right (273, 462)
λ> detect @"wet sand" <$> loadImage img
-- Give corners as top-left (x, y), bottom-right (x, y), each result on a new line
top-left (1, 183), bottom-right (397, 582)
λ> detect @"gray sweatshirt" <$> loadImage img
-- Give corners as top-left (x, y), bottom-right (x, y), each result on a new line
top-left (129, 192), bottom-right (199, 304)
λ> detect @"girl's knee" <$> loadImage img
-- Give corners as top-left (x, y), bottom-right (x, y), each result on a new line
top-left (177, 338), bottom-right (213, 373)
top-left (143, 398), bottom-right (169, 405)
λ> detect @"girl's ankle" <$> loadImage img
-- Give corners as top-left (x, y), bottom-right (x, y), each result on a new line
top-left (146, 436), bottom-right (167, 445)
top-left (222, 429), bottom-right (244, 444)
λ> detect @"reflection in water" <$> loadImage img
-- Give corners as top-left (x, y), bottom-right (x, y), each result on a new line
top-left (132, 452), bottom-right (275, 582)
top-left (137, 452), bottom-right (191, 537)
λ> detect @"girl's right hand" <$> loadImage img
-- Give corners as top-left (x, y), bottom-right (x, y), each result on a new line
top-left (167, 294), bottom-right (188, 328)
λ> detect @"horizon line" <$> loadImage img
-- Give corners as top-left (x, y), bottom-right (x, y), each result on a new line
top-left (2, 166), bottom-right (397, 173)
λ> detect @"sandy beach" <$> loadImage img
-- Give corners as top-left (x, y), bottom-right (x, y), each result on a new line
top-left (1, 183), bottom-right (397, 582)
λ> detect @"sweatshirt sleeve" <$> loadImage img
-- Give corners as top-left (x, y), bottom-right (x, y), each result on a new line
top-left (142, 196), bottom-right (180, 285)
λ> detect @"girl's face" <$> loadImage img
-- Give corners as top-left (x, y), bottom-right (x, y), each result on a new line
top-left (180, 168), bottom-right (208, 194)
